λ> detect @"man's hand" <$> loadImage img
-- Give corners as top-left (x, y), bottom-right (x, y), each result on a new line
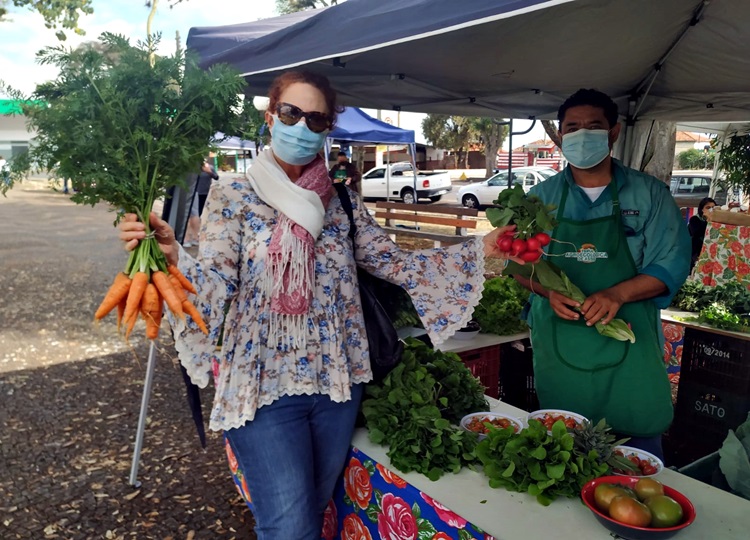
top-left (201, 162), bottom-right (212, 173)
top-left (581, 289), bottom-right (624, 326)
top-left (549, 290), bottom-right (581, 321)
top-left (345, 177), bottom-right (352, 186)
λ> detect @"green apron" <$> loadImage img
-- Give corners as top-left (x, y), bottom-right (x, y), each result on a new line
top-left (530, 182), bottom-right (673, 437)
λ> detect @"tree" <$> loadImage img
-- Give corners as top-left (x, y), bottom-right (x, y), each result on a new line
top-left (276, 0), bottom-right (338, 14)
top-left (677, 148), bottom-right (715, 170)
top-left (0, 0), bottom-right (93, 39)
top-left (470, 118), bottom-right (508, 178)
top-left (716, 132), bottom-right (750, 194)
top-left (541, 119), bottom-right (563, 148)
top-left (422, 114), bottom-right (473, 169)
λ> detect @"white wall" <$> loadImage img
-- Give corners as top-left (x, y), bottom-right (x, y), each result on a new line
top-left (0, 115), bottom-right (34, 158)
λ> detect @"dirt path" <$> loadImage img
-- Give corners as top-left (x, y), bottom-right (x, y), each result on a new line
top-left (0, 182), bottom-right (254, 539)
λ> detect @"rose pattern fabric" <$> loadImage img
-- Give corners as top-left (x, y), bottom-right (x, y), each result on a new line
top-left (693, 222), bottom-right (750, 290)
top-left (662, 322), bottom-right (684, 386)
top-left (169, 177), bottom-right (486, 432)
top-left (345, 457), bottom-right (373, 510)
top-left (333, 447), bottom-right (492, 539)
top-left (322, 499), bottom-right (337, 540)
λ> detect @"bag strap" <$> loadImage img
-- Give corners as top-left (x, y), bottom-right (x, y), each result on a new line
top-left (333, 182), bottom-right (357, 242)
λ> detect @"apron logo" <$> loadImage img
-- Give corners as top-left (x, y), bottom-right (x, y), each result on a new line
top-left (565, 243), bottom-right (609, 264)
top-left (621, 209), bottom-right (640, 216)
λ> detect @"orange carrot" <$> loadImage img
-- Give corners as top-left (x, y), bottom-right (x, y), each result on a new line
top-left (168, 274), bottom-right (188, 304)
top-left (116, 296), bottom-right (128, 333)
top-left (182, 300), bottom-right (209, 335)
top-left (140, 283), bottom-right (162, 340)
top-left (122, 271), bottom-right (149, 327)
top-left (167, 264), bottom-right (197, 295)
top-left (151, 271), bottom-right (185, 319)
top-left (95, 272), bottom-right (132, 320)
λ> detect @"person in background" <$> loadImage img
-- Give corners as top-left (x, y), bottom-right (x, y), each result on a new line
top-left (514, 88), bottom-right (691, 460)
top-left (329, 150), bottom-right (361, 193)
top-left (688, 197), bottom-right (716, 270)
top-left (184, 155), bottom-right (220, 247)
top-left (119, 70), bottom-right (513, 539)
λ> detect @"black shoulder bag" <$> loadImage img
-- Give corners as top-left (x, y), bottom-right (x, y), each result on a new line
top-left (333, 183), bottom-right (403, 382)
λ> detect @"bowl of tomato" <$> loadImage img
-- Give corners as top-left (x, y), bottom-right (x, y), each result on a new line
top-left (612, 446), bottom-right (664, 478)
top-left (526, 409), bottom-right (588, 432)
top-left (460, 412), bottom-right (524, 440)
top-left (581, 476), bottom-right (695, 539)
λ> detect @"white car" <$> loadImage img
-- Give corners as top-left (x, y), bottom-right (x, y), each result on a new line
top-left (361, 163), bottom-right (453, 204)
top-left (456, 166), bottom-right (558, 208)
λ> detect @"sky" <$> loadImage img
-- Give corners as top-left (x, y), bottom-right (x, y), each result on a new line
top-left (0, 0), bottom-right (546, 149)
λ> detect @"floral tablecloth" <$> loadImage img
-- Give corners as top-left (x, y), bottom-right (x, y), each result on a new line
top-left (693, 222), bottom-right (750, 288)
top-left (662, 321), bottom-right (685, 386)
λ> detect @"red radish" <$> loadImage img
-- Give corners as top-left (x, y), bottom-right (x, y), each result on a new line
top-left (520, 250), bottom-right (542, 263)
top-left (511, 239), bottom-right (526, 256)
top-left (497, 236), bottom-right (514, 252)
top-left (535, 232), bottom-right (551, 246)
top-left (526, 237), bottom-right (541, 251)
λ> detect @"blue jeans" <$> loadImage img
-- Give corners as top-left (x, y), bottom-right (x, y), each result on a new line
top-left (225, 384), bottom-right (364, 540)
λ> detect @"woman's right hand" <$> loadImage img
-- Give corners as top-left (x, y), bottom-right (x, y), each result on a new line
top-left (119, 212), bottom-right (179, 267)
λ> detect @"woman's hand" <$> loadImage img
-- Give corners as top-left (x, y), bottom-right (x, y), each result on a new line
top-left (119, 212), bottom-right (179, 266)
top-left (483, 225), bottom-right (523, 263)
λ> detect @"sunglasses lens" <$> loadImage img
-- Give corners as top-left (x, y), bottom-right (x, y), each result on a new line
top-left (306, 113), bottom-right (331, 133)
top-left (277, 103), bottom-right (302, 126)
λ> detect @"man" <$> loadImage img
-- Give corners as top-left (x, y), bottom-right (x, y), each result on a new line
top-left (329, 151), bottom-right (361, 193)
top-left (518, 89), bottom-right (690, 458)
top-left (184, 155), bottom-right (219, 247)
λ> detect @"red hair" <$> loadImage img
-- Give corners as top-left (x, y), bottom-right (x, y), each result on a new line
top-left (267, 71), bottom-right (343, 124)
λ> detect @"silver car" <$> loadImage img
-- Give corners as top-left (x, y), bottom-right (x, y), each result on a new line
top-left (456, 166), bottom-right (558, 208)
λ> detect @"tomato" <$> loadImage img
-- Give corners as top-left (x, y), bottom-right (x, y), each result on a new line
top-left (641, 464), bottom-right (658, 476)
top-left (466, 416), bottom-right (518, 434)
top-left (535, 232), bottom-right (551, 246)
top-left (520, 250), bottom-right (542, 262)
top-left (525, 237), bottom-right (541, 252)
top-left (497, 236), bottom-right (514, 252)
top-left (511, 239), bottom-right (527, 255)
top-left (645, 495), bottom-right (683, 528)
top-left (635, 478), bottom-right (664, 501)
top-left (594, 484), bottom-right (636, 512)
top-left (609, 496), bottom-right (652, 527)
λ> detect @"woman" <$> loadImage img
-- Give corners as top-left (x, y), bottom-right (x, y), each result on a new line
top-left (688, 197), bottom-right (716, 270)
top-left (120, 71), bottom-right (512, 539)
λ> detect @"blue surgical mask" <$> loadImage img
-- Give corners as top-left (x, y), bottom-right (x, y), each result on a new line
top-left (561, 129), bottom-right (611, 169)
top-left (270, 115), bottom-right (328, 166)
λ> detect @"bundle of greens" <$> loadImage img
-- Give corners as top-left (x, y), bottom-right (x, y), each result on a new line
top-left (473, 277), bottom-right (529, 336)
top-left (362, 338), bottom-right (487, 480)
top-left (488, 185), bottom-right (636, 343)
top-left (672, 281), bottom-right (750, 332)
top-left (476, 419), bottom-right (610, 506)
top-left (3, 33), bottom-right (245, 340)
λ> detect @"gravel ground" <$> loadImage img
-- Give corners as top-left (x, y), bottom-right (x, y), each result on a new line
top-left (0, 181), bottom-right (255, 539)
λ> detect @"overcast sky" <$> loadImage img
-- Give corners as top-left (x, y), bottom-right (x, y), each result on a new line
top-left (0, 0), bottom-right (546, 148)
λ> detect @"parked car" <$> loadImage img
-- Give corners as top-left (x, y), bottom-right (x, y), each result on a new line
top-left (456, 166), bottom-right (558, 208)
top-left (670, 170), bottom-right (731, 207)
top-left (360, 162), bottom-right (452, 204)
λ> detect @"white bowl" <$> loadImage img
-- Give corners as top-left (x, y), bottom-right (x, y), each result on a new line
top-left (526, 409), bottom-right (589, 432)
top-left (460, 412), bottom-right (524, 440)
top-left (612, 445), bottom-right (664, 478)
top-left (452, 329), bottom-right (480, 340)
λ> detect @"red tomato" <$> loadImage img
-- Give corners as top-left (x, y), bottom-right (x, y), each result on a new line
top-left (641, 464), bottom-right (658, 476)
top-left (497, 236), bottom-right (514, 252)
top-left (535, 232), bottom-right (551, 246)
top-left (525, 237), bottom-right (541, 251)
top-left (511, 239), bottom-right (527, 255)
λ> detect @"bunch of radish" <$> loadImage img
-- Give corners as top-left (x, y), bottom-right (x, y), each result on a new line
top-left (496, 231), bottom-right (551, 263)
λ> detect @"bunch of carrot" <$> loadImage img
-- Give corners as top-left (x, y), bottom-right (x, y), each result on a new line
top-left (94, 235), bottom-right (208, 340)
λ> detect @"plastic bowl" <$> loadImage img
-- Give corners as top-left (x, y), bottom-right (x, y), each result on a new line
top-left (526, 409), bottom-right (588, 432)
top-left (460, 412), bottom-right (524, 440)
top-left (612, 446), bottom-right (665, 478)
top-left (581, 475), bottom-right (696, 540)
top-left (452, 329), bottom-right (480, 340)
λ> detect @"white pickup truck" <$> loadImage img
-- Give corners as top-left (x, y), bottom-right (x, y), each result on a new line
top-left (360, 163), bottom-right (453, 204)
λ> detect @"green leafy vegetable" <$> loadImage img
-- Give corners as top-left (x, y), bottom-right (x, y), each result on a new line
top-left (672, 281), bottom-right (750, 332)
top-left (473, 277), bottom-right (529, 336)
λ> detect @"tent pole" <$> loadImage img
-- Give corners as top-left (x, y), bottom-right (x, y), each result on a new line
top-left (129, 341), bottom-right (157, 487)
top-left (386, 146), bottom-right (391, 202)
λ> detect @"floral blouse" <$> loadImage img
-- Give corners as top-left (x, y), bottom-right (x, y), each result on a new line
top-left (171, 176), bottom-right (486, 432)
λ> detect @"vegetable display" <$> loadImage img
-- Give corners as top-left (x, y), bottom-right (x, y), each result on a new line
top-left (472, 277), bottom-right (529, 336)
top-left (672, 280), bottom-right (750, 332)
top-left (5, 33), bottom-right (245, 339)
top-left (593, 478), bottom-right (685, 529)
top-left (486, 185), bottom-right (636, 343)
top-left (362, 338), bottom-right (488, 480)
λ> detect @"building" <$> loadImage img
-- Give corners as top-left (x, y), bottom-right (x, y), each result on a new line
top-left (0, 100), bottom-right (34, 160)
top-left (674, 131), bottom-right (713, 156)
top-left (497, 138), bottom-right (565, 170)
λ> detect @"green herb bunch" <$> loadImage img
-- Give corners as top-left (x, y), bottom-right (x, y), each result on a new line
top-left (473, 277), bottom-right (529, 336)
top-left (362, 338), bottom-right (488, 481)
top-left (3, 32), bottom-right (244, 217)
top-left (672, 281), bottom-right (750, 332)
top-left (476, 419), bottom-right (610, 506)
top-left (486, 184), bottom-right (557, 240)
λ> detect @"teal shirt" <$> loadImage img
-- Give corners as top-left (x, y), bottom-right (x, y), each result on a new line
top-left (527, 160), bottom-right (691, 312)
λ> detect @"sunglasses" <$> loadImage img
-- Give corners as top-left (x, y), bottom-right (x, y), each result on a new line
top-left (275, 102), bottom-right (332, 133)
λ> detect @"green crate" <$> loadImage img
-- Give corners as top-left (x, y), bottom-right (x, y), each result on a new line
top-left (677, 451), bottom-right (732, 492)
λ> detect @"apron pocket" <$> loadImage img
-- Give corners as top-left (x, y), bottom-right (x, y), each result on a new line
top-left (552, 318), bottom-right (629, 371)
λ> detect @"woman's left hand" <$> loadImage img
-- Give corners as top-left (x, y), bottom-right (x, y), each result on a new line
top-left (483, 225), bottom-right (521, 261)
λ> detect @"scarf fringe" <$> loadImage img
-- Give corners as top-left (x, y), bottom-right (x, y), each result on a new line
top-left (267, 312), bottom-right (308, 350)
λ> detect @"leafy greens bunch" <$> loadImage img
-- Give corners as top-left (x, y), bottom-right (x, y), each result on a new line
top-left (672, 281), bottom-right (750, 332)
top-left (476, 419), bottom-right (609, 506)
top-left (362, 338), bottom-right (488, 480)
top-left (472, 277), bottom-right (529, 336)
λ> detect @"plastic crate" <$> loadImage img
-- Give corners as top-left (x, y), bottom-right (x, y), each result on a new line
top-left (677, 451), bottom-right (732, 492)
top-left (497, 339), bottom-right (539, 412)
top-left (457, 345), bottom-right (501, 399)
top-left (680, 328), bottom-right (750, 394)
top-left (670, 379), bottom-right (750, 463)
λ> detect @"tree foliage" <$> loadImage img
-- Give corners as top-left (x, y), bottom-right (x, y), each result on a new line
top-left (0, 0), bottom-right (93, 39)
top-left (275, 0), bottom-right (338, 14)
top-left (677, 148), bottom-right (715, 170)
top-left (422, 114), bottom-right (475, 168)
top-left (715, 132), bottom-right (750, 192)
top-left (470, 117), bottom-right (508, 178)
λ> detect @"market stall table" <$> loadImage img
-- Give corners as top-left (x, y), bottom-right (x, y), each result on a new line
top-left (334, 398), bottom-right (750, 539)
